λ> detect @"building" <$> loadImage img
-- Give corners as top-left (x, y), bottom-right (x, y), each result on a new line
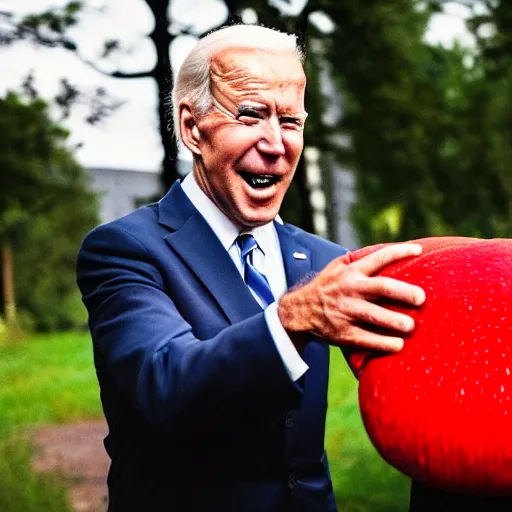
top-left (88, 162), bottom-right (193, 225)
top-left (88, 167), bottom-right (161, 225)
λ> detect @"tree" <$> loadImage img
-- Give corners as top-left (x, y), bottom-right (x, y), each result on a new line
top-left (0, 1), bottom-right (240, 189)
top-left (318, 0), bottom-right (512, 245)
top-left (0, 92), bottom-right (98, 330)
top-left (0, 0), bottom-right (324, 233)
top-left (8, 0), bottom-right (509, 247)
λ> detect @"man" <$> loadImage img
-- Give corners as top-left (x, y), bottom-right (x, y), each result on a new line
top-left (77, 25), bottom-right (425, 511)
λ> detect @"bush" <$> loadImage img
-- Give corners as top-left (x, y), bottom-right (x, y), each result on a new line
top-left (0, 93), bottom-right (99, 331)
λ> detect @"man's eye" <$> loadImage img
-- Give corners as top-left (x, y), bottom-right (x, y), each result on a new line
top-left (237, 109), bottom-right (263, 120)
top-left (280, 117), bottom-right (303, 129)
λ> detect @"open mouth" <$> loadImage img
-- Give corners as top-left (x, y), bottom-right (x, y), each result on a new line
top-left (239, 172), bottom-right (281, 189)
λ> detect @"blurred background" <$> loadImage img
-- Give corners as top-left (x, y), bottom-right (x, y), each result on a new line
top-left (0, 0), bottom-right (511, 510)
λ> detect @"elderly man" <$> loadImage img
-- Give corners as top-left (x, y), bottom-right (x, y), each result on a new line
top-left (77, 25), bottom-right (425, 512)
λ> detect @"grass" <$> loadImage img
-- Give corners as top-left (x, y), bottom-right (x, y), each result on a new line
top-left (0, 331), bottom-right (102, 512)
top-left (0, 333), bottom-right (410, 511)
top-left (0, 435), bottom-right (72, 512)
top-left (0, 332), bottom-right (102, 435)
top-left (327, 348), bottom-right (411, 511)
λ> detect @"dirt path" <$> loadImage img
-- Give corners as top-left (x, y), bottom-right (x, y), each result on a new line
top-left (32, 420), bottom-right (110, 512)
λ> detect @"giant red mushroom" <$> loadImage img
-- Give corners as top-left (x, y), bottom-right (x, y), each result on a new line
top-left (346, 237), bottom-right (512, 495)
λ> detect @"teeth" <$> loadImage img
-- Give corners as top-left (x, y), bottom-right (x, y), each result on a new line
top-left (252, 177), bottom-right (270, 186)
top-left (240, 172), bottom-right (279, 189)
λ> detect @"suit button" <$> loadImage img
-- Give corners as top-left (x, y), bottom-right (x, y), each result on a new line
top-left (285, 413), bottom-right (294, 428)
top-left (288, 472), bottom-right (298, 489)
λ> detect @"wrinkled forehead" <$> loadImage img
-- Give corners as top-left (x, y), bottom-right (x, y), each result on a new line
top-left (210, 47), bottom-right (306, 104)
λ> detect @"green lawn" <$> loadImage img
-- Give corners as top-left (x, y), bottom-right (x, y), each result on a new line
top-left (0, 332), bottom-right (102, 436)
top-left (0, 333), bottom-right (410, 511)
top-left (0, 332), bottom-right (102, 512)
top-left (327, 349), bottom-right (411, 511)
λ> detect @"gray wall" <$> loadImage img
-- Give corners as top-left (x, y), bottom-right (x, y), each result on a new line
top-left (88, 168), bottom-right (161, 225)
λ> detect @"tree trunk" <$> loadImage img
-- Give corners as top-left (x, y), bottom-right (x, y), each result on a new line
top-left (145, 0), bottom-right (181, 193)
top-left (2, 243), bottom-right (16, 326)
top-left (293, 155), bottom-right (315, 233)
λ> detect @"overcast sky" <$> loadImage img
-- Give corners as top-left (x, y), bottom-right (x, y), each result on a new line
top-left (0, 0), bottom-right (476, 172)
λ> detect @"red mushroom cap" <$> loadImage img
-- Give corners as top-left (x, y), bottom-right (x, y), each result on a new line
top-left (346, 236), bottom-right (512, 495)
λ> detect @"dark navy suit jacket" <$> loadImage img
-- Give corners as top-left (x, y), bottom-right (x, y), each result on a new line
top-left (77, 180), bottom-right (347, 511)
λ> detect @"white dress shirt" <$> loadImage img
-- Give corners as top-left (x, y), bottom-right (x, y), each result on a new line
top-left (181, 173), bottom-right (308, 381)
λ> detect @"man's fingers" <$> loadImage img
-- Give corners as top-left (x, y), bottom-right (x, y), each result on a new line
top-left (347, 298), bottom-right (416, 333)
top-left (336, 325), bottom-right (405, 353)
top-left (353, 243), bottom-right (422, 276)
top-left (358, 276), bottom-right (426, 306)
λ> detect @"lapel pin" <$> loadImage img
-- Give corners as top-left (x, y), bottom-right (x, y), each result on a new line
top-left (293, 252), bottom-right (307, 260)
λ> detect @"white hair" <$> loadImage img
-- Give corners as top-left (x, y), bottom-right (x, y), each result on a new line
top-left (171, 24), bottom-right (304, 141)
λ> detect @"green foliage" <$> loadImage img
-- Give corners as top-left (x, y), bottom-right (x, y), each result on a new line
top-left (0, 317), bottom-right (8, 343)
top-left (0, 316), bottom-right (26, 344)
top-left (0, 93), bottom-right (99, 330)
top-left (320, 0), bottom-right (437, 244)
top-left (0, 93), bottom-right (66, 238)
top-left (0, 435), bottom-right (72, 512)
top-left (467, 1), bottom-right (512, 79)
top-left (10, 1), bottom-right (82, 49)
top-left (13, 193), bottom-right (97, 331)
top-left (319, 0), bottom-right (512, 245)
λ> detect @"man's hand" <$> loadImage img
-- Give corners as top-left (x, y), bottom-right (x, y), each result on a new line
top-left (278, 244), bottom-right (426, 353)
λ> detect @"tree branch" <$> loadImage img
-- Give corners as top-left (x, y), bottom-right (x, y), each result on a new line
top-left (4, 5), bottom-right (155, 81)
top-left (110, 70), bottom-right (155, 79)
top-left (223, 0), bottom-right (241, 23)
top-left (295, 0), bottom-right (321, 47)
top-left (68, 46), bottom-right (155, 80)
top-left (483, 0), bottom-right (496, 16)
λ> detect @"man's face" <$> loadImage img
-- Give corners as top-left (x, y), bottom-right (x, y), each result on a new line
top-left (182, 48), bottom-right (307, 229)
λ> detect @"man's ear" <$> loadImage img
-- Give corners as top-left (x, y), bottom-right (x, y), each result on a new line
top-left (179, 101), bottom-right (201, 156)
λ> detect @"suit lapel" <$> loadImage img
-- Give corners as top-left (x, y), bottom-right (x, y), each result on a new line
top-left (275, 222), bottom-right (313, 289)
top-left (158, 181), bottom-right (262, 325)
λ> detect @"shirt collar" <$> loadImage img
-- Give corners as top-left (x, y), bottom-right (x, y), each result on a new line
top-left (181, 172), bottom-right (282, 254)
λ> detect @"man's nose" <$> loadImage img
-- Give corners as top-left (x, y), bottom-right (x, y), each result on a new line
top-left (256, 118), bottom-right (285, 156)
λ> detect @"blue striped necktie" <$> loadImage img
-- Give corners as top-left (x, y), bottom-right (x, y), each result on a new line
top-left (236, 234), bottom-right (275, 307)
